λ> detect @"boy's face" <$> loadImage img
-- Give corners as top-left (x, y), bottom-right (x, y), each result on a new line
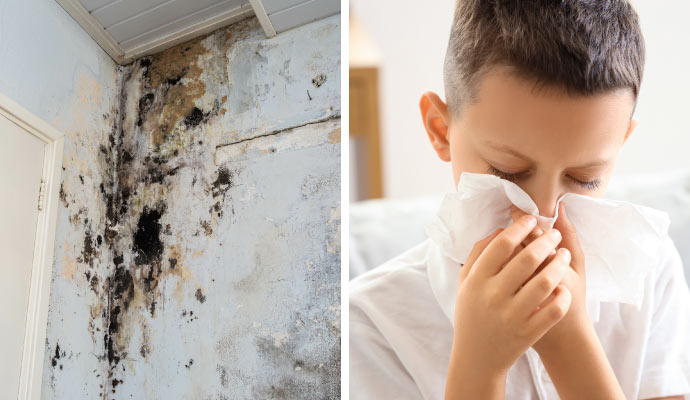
top-left (420, 67), bottom-right (638, 218)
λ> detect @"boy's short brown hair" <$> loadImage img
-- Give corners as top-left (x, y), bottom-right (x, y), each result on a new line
top-left (443, 0), bottom-right (645, 117)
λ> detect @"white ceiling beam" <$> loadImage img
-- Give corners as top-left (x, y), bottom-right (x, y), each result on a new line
top-left (248, 0), bottom-right (277, 38)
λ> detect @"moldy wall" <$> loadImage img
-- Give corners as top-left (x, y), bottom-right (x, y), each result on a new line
top-left (42, 13), bottom-right (340, 400)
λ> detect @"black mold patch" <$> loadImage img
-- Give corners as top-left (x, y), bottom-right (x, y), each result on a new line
top-left (133, 206), bottom-right (164, 266)
top-left (140, 342), bottom-right (149, 358)
top-left (119, 187), bottom-right (131, 216)
top-left (184, 358), bottom-right (194, 369)
top-left (111, 265), bottom-right (135, 310)
top-left (149, 299), bottom-right (157, 317)
top-left (166, 73), bottom-right (185, 86)
top-left (103, 264), bottom-right (136, 367)
top-left (106, 305), bottom-right (123, 365)
top-left (184, 107), bottom-right (206, 127)
top-left (137, 93), bottom-right (155, 127)
top-left (208, 166), bottom-right (235, 218)
top-left (140, 57), bottom-right (151, 69)
top-left (80, 231), bottom-right (97, 267)
top-left (51, 343), bottom-right (61, 368)
top-left (142, 262), bottom-right (162, 295)
top-left (121, 150), bottom-right (134, 163)
top-left (181, 309), bottom-right (198, 323)
top-left (145, 165), bottom-right (165, 184)
top-left (212, 167), bottom-right (233, 197)
top-left (312, 74), bottom-right (327, 88)
top-left (85, 270), bottom-right (100, 295)
top-left (200, 220), bottom-right (213, 236)
top-left (59, 183), bottom-right (68, 207)
top-left (195, 288), bottom-right (206, 304)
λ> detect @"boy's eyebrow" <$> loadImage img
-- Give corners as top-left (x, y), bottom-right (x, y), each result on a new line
top-left (481, 140), bottom-right (612, 169)
top-left (482, 140), bottom-right (535, 162)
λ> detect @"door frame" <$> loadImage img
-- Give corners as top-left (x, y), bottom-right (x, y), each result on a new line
top-left (0, 92), bottom-right (64, 400)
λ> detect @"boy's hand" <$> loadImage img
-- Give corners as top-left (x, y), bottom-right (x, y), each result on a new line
top-left (448, 214), bottom-right (572, 382)
top-left (509, 203), bottom-right (591, 356)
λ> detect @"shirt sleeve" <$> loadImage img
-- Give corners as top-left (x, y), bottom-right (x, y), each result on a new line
top-left (638, 236), bottom-right (690, 399)
top-left (349, 316), bottom-right (423, 399)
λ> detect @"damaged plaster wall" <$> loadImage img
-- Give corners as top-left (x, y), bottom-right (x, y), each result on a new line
top-left (38, 11), bottom-right (341, 400)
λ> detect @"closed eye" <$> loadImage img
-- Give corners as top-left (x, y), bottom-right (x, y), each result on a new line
top-left (487, 165), bottom-right (529, 181)
top-left (488, 165), bottom-right (602, 191)
top-left (568, 176), bottom-right (601, 190)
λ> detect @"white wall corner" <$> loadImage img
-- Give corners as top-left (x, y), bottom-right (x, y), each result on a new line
top-left (55, 0), bottom-right (126, 64)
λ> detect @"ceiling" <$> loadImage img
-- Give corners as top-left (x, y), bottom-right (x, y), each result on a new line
top-left (251, 0), bottom-right (339, 35)
top-left (56, 0), bottom-right (340, 65)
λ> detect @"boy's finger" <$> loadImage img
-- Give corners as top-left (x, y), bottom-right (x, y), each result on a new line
top-left (510, 205), bottom-right (543, 246)
top-left (553, 203), bottom-right (585, 277)
top-left (472, 214), bottom-right (538, 279)
top-left (526, 284), bottom-right (572, 334)
top-left (461, 228), bottom-right (502, 281)
top-left (510, 205), bottom-right (553, 264)
top-left (513, 247), bottom-right (571, 315)
top-left (498, 227), bottom-right (563, 295)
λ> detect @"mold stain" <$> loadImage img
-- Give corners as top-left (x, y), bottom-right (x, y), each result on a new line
top-left (195, 288), bottom-right (207, 304)
top-left (59, 183), bottom-right (68, 207)
top-left (200, 220), bottom-right (213, 236)
top-left (91, 20), bottom-right (239, 396)
top-left (210, 166), bottom-right (234, 218)
top-left (56, 15), bottom-right (342, 398)
top-left (137, 35), bottom-right (212, 148)
top-left (311, 73), bottom-right (327, 88)
top-left (80, 230), bottom-right (97, 266)
top-left (133, 206), bottom-right (164, 266)
top-left (51, 343), bottom-right (62, 368)
top-left (184, 106), bottom-right (207, 128)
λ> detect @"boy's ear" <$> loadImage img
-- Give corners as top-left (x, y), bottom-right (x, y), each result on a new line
top-left (624, 118), bottom-right (638, 143)
top-left (419, 91), bottom-right (451, 162)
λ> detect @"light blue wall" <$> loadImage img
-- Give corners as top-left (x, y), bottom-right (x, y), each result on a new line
top-left (0, 0), bottom-right (118, 126)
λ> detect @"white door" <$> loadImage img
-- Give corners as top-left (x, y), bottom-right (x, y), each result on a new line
top-left (0, 115), bottom-right (46, 399)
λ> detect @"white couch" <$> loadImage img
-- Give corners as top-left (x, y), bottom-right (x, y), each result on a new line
top-left (350, 170), bottom-right (690, 288)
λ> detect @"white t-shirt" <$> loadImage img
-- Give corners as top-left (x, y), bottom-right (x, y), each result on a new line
top-left (350, 236), bottom-right (690, 399)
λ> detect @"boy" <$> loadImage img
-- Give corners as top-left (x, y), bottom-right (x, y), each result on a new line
top-left (349, 1), bottom-right (690, 399)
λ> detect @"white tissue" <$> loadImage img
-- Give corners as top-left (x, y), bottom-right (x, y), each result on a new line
top-left (425, 172), bottom-right (670, 322)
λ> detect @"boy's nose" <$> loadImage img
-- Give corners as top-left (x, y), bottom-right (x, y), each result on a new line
top-left (528, 188), bottom-right (561, 219)
top-left (535, 200), bottom-right (558, 219)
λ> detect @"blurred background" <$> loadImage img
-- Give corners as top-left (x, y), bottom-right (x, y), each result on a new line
top-left (349, 0), bottom-right (690, 282)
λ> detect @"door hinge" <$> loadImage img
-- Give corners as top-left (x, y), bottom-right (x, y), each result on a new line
top-left (37, 179), bottom-right (45, 211)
